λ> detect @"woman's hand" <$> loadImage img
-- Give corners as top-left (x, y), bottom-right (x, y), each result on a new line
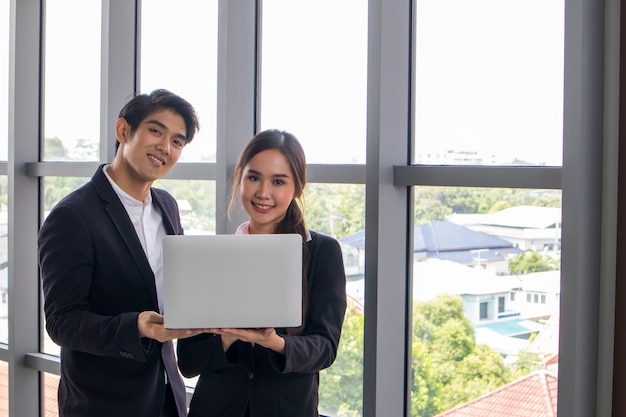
top-left (209, 327), bottom-right (285, 354)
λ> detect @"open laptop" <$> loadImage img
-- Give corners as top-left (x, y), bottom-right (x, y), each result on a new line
top-left (162, 233), bottom-right (302, 329)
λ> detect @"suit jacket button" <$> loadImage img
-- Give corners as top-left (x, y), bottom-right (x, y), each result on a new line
top-left (248, 371), bottom-right (254, 379)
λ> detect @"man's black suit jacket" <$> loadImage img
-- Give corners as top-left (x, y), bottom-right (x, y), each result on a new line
top-left (39, 165), bottom-right (187, 417)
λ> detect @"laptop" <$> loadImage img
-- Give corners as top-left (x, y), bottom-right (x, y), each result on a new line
top-left (162, 233), bottom-right (302, 329)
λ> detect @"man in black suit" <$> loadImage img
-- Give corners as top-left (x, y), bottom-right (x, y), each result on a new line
top-left (38, 89), bottom-right (204, 417)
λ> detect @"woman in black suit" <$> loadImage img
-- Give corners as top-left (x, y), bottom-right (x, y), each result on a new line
top-left (177, 129), bottom-right (347, 417)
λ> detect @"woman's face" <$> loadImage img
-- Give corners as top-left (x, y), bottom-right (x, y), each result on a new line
top-left (239, 149), bottom-right (297, 234)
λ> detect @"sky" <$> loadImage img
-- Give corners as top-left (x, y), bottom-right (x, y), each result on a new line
top-left (1, 0), bottom-right (565, 166)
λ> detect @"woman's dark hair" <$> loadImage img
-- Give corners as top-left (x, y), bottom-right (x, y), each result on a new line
top-left (115, 89), bottom-right (200, 152)
top-left (229, 129), bottom-right (309, 335)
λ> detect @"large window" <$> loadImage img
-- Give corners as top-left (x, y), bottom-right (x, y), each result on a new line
top-left (2, 1), bottom-right (617, 417)
top-left (413, 0), bottom-right (564, 166)
top-left (140, 0), bottom-right (219, 163)
top-left (43, 0), bottom-right (101, 161)
top-left (410, 186), bottom-right (561, 415)
top-left (260, 0), bottom-right (368, 164)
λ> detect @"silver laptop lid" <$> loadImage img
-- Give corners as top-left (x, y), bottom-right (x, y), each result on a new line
top-left (162, 233), bottom-right (302, 329)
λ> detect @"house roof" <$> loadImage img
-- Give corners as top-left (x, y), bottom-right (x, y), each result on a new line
top-left (341, 221), bottom-right (521, 264)
top-left (449, 206), bottom-right (561, 229)
top-left (412, 258), bottom-right (519, 300)
top-left (517, 271), bottom-right (561, 294)
top-left (526, 310), bottom-right (560, 358)
top-left (0, 361), bottom-right (59, 416)
top-left (434, 370), bottom-right (558, 417)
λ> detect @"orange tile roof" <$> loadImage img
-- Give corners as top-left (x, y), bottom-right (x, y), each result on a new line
top-left (434, 370), bottom-right (558, 417)
top-left (0, 361), bottom-right (60, 416)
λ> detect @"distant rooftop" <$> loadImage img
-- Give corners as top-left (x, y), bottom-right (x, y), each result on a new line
top-left (434, 370), bottom-right (558, 417)
top-left (450, 206), bottom-right (561, 229)
top-left (341, 221), bottom-right (521, 264)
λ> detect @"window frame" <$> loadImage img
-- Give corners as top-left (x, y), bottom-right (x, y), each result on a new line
top-left (3, 1), bottom-right (619, 417)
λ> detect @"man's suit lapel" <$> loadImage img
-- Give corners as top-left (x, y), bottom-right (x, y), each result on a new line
top-left (91, 165), bottom-right (160, 307)
top-left (152, 189), bottom-right (177, 235)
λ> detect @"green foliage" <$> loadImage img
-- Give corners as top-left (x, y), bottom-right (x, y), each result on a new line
top-left (438, 344), bottom-right (511, 410)
top-left (44, 177), bottom-right (90, 212)
top-left (511, 350), bottom-right (543, 378)
top-left (44, 137), bottom-right (68, 159)
top-left (414, 187), bottom-right (561, 225)
top-left (509, 249), bottom-right (559, 274)
top-left (319, 311), bottom-right (364, 417)
top-left (321, 295), bottom-right (518, 417)
top-left (409, 295), bottom-right (513, 416)
top-left (304, 184), bottom-right (365, 239)
top-left (153, 179), bottom-right (216, 232)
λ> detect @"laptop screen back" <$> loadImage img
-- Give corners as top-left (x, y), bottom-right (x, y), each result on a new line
top-left (162, 234), bottom-right (302, 329)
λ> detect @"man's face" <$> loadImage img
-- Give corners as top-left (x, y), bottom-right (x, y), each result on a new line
top-left (116, 109), bottom-right (187, 183)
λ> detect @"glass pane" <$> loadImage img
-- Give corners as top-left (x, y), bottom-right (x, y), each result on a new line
top-left (410, 186), bottom-right (560, 416)
top-left (305, 183), bottom-right (365, 416)
top-left (140, 0), bottom-right (218, 163)
top-left (41, 176), bottom-right (90, 356)
top-left (152, 179), bottom-right (216, 235)
top-left (43, 0), bottom-right (101, 161)
top-left (42, 177), bottom-right (91, 218)
top-left (413, 0), bottom-right (565, 166)
top-left (0, 0), bottom-right (9, 161)
top-left (0, 176), bottom-right (6, 345)
top-left (261, 1), bottom-right (368, 164)
top-left (44, 372), bottom-right (60, 417)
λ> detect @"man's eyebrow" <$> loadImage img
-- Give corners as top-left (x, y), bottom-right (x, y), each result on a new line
top-left (146, 119), bottom-right (189, 142)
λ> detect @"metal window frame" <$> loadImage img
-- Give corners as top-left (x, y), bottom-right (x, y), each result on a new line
top-left (3, 1), bottom-right (618, 417)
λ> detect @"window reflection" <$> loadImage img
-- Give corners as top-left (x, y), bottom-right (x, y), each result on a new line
top-left (43, 0), bottom-right (101, 161)
top-left (140, 0), bottom-right (218, 163)
top-left (260, 0), bottom-right (368, 164)
top-left (410, 186), bottom-right (561, 415)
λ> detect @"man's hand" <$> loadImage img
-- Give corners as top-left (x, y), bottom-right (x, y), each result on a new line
top-left (137, 311), bottom-right (205, 343)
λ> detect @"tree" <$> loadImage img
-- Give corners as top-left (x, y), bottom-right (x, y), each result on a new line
top-left (153, 179), bottom-right (216, 232)
top-left (509, 249), bottom-right (559, 274)
top-left (412, 295), bottom-right (512, 416)
top-left (319, 310), bottom-right (364, 416)
top-left (321, 295), bottom-right (517, 417)
top-left (304, 184), bottom-right (364, 239)
top-left (44, 176), bottom-right (90, 212)
top-left (45, 137), bottom-right (68, 160)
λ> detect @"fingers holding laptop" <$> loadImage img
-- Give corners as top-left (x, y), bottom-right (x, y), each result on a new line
top-left (212, 327), bottom-right (286, 354)
top-left (137, 310), bottom-right (206, 342)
